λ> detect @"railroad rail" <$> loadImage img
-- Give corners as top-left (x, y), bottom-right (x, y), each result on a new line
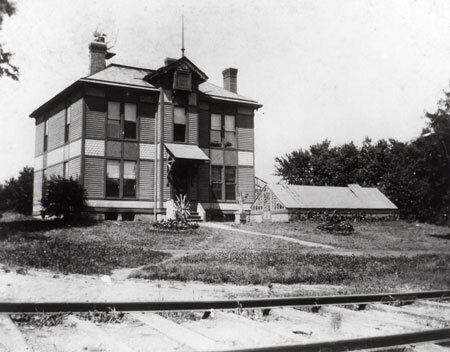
top-left (1, 290), bottom-right (449, 352)
top-left (1, 289), bottom-right (449, 313)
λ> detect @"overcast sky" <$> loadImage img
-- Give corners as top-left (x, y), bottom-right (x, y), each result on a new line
top-left (1, 0), bottom-right (450, 183)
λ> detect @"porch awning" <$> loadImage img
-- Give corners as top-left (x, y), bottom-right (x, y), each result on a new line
top-left (164, 143), bottom-right (209, 161)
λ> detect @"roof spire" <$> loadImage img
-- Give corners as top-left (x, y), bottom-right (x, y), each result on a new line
top-left (181, 7), bottom-right (185, 57)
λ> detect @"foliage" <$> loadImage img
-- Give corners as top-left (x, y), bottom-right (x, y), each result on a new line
top-left (10, 313), bottom-right (67, 327)
top-left (173, 194), bottom-right (191, 222)
top-left (152, 219), bottom-right (199, 231)
top-left (315, 213), bottom-right (355, 235)
top-left (0, 166), bottom-right (33, 215)
top-left (275, 90), bottom-right (450, 224)
top-left (77, 309), bottom-right (128, 324)
top-left (0, 0), bottom-right (19, 80)
top-left (130, 251), bottom-right (450, 289)
top-left (0, 232), bottom-right (170, 275)
top-left (41, 176), bottom-right (87, 220)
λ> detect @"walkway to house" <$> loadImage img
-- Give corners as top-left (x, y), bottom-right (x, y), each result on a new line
top-left (201, 222), bottom-right (334, 249)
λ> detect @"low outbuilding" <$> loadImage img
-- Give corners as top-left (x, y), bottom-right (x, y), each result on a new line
top-left (250, 183), bottom-right (398, 222)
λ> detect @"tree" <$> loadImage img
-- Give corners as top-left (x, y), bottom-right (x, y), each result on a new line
top-left (0, 0), bottom-right (19, 80)
top-left (41, 176), bottom-right (87, 220)
top-left (0, 166), bottom-right (33, 215)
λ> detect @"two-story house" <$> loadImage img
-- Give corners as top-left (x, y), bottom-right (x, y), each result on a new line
top-left (30, 36), bottom-right (262, 221)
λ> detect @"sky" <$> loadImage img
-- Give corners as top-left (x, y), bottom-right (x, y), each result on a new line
top-left (1, 0), bottom-right (450, 183)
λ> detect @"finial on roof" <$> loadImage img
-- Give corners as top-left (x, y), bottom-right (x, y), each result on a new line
top-left (181, 8), bottom-right (185, 57)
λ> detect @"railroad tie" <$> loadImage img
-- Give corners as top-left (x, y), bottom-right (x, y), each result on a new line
top-left (0, 315), bottom-right (29, 352)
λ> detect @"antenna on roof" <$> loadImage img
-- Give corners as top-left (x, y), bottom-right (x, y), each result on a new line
top-left (181, 7), bottom-right (185, 57)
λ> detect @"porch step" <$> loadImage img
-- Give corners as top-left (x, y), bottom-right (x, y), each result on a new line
top-left (187, 211), bottom-right (203, 222)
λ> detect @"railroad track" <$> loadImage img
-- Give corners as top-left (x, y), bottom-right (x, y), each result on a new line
top-left (1, 290), bottom-right (449, 352)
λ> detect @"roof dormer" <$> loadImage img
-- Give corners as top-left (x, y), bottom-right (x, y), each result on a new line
top-left (144, 56), bottom-right (208, 93)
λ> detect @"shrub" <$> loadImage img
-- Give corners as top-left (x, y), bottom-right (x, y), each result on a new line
top-left (152, 219), bottom-right (199, 232)
top-left (315, 213), bottom-right (355, 235)
top-left (41, 176), bottom-right (87, 220)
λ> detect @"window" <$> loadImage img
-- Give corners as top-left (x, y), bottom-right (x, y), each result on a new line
top-left (107, 102), bottom-right (138, 140)
top-left (106, 160), bottom-right (137, 199)
top-left (106, 160), bottom-right (120, 197)
top-left (107, 102), bottom-right (121, 138)
top-left (210, 114), bottom-right (222, 147)
top-left (211, 166), bottom-right (236, 201)
top-left (63, 162), bottom-right (69, 179)
top-left (174, 107), bottom-right (187, 142)
top-left (225, 167), bottom-right (236, 200)
top-left (224, 115), bottom-right (236, 148)
top-left (64, 106), bottom-right (71, 143)
top-left (124, 103), bottom-right (137, 139)
top-left (173, 71), bottom-right (192, 91)
top-left (43, 120), bottom-right (48, 152)
top-left (210, 114), bottom-right (236, 148)
top-left (211, 166), bottom-right (222, 200)
top-left (123, 161), bottom-right (137, 198)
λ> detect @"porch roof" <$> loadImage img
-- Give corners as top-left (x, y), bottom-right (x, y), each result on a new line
top-left (164, 143), bottom-right (210, 161)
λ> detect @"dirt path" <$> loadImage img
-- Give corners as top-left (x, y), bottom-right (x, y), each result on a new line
top-left (0, 268), bottom-right (345, 303)
top-left (201, 222), bottom-right (335, 249)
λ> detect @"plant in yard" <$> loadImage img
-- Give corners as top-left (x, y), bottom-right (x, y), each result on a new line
top-left (315, 212), bottom-right (355, 235)
top-left (40, 176), bottom-right (87, 220)
top-left (174, 194), bottom-right (191, 222)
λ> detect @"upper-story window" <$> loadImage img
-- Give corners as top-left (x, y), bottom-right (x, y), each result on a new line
top-left (173, 71), bottom-right (192, 91)
top-left (210, 113), bottom-right (236, 148)
top-left (107, 101), bottom-right (137, 140)
top-left (64, 105), bottom-right (71, 143)
top-left (174, 107), bottom-right (187, 142)
top-left (44, 120), bottom-right (49, 152)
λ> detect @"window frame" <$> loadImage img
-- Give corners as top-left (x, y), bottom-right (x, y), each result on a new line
top-left (210, 113), bottom-right (236, 149)
top-left (64, 105), bottom-right (71, 143)
top-left (106, 101), bottom-right (138, 141)
top-left (224, 166), bottom-right (237, 201)
top-left (105, 159), bottom-right (138, 199)
top-left (210, 165), bottom-right (237, 201)
top-left (43, 120), bottom-right (48, 152)
top-left (211, 165), bottom-right (223, 200)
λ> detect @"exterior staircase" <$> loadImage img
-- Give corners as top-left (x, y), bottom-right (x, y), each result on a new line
top-left (187, 210), bottom-right (202, 222)
top-left (187, 201), bottom-right (203, 222)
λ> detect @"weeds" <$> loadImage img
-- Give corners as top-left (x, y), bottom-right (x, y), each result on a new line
top-left (11, 313), bottom-right (68, 328)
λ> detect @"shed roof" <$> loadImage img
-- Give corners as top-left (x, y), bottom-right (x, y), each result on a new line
top-left (164, 143), bottom-right (209, 161)
top-left (267, 183), bottom-right (397, 210)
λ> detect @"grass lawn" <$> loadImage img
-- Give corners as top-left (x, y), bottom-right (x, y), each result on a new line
top-left (0, 215), bottom-right (449, 292)
top-left (235, 220), bottom-right (450, 253)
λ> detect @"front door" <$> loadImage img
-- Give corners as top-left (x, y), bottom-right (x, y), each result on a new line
top-left (170, 161), bottom-right (196, 201)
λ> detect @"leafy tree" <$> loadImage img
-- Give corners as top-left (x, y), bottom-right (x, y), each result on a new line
top-left (274, 89), bottom-right (450, 224)
top-left (0, 166), bottom-right (33, 215)
top-left (0, 0), bottom-right (19, 80)
top-left (41, 176), bottom-right (87, 220)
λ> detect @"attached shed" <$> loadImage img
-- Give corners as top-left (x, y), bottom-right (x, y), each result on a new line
top-left (250, 183), bottom-right (398, 222)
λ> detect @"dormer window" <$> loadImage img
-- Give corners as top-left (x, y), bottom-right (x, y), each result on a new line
top-left (173, 70), bottom-right (192, 91)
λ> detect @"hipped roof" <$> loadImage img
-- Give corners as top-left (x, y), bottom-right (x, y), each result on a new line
top-left (267, 184), bottom-right (398, 210)
top-left (30, 59), bottom-right (261, 118)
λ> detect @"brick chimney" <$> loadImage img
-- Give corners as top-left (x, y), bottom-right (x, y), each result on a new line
top-left (222, 68), bottom-right (238, 93)
top-left (89, 35), bottom-right (115, 75)
top-left (164, 57), bottom-right (177, 66)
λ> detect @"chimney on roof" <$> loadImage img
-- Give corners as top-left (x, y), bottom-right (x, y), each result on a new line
top-left (222, 68), bottom-right (238, 93)
top-left (89, 34), bottom-right (116, 75)
top-left (164, 57), bottom-right (177, 66)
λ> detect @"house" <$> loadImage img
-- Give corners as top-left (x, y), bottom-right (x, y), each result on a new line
top-left (30, 35), bottom-right (262, 221)
top-left (250, 183), bottom-right (398, 222)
